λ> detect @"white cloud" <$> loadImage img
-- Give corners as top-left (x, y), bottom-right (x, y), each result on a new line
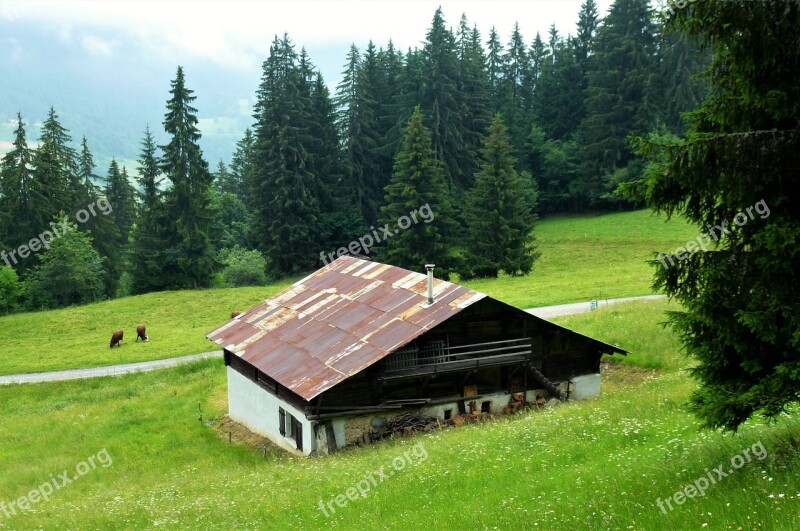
top-left (81, 34), bottom-right (116, 56)
top-left (4, 0), bottom-right (615, 71)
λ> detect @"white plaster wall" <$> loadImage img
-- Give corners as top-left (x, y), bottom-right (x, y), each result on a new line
top-left (570, 373), bottom-right (601, 399)
top-left (227, 367), bottom-right (315, 455)
top-left (421, 390), bottom-right (526, 418)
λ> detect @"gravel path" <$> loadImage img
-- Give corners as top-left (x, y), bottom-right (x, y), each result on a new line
top-left (0, 351), bottom-right (222, 385)
top-left (525, 294), bottom-right (665, 319)
top-left (0, 294), bottom-right (664, 385)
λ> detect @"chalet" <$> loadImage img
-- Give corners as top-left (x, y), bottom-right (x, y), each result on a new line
top-left (207, 256), bottom-right (626, 455)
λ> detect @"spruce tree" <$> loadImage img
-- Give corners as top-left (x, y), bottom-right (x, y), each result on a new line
top-left (535, 36), bottom-right (585, 141)
top-left (0, 113), bottom-right (35, 251)
top-left (229, 128), bottom-right (255, 205)
top-left (252, 35), bottom-right (321, 274)
top-left (578, 0), bottom-right (658, 208)
top-left (465, 114), bottom-right (538, 278)
top-left (213, 160), bottom-right (236, 196)
top-left (160, 66), bottom-right (217, 288)
top-left (486, 27), bottom-right (506, 112)
top-left (456, 17), bottom-right (491, 186)
top-left (101, 159), bottom-right (135, 295)
top-left (75, 137), bottom-right (119, 292)
top-left (380, 107), bottom-right (454, 275)
top-left (643, 0), bottom-right (800, 431)
top-left (31, 108), bottom-right (75, 227)
top-left (501, 24), bottom-right (533, 157)
top-left (335, 43), bottom-right (382, 226)
top-left (421, 8), bottom-right (466, 189)
top-left (130, 126), bottom-right (168, 294)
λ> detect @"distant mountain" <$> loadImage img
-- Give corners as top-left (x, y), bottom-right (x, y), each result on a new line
top-left (0, 19), bottom-right (263, 172)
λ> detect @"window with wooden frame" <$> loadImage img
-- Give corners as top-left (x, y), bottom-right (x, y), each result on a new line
top-left (278, 407), bottom-right (303, 451)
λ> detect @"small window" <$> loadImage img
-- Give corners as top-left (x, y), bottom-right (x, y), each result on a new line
top-left (443, 409), bottom-right (452, 421)
top-left (481, 401), bottom-right (491, 414)
top-left (279, 407), bottom-right (303, 451)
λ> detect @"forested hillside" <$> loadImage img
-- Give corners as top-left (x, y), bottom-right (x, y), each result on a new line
top-left (0, 0), bottom-right (706, 311)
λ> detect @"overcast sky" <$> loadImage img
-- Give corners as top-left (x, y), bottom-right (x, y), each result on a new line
top-left (2, 0), bottom-right (616, 74)
top-left (1, 0), bottom-right (619, 163)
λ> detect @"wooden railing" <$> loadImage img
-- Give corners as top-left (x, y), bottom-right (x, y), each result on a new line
top-left (382, 337), bottom-right (532, 374)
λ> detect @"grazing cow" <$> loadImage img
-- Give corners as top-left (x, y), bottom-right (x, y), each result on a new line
top-left (136, 324), bottom-right (148, 342)
top-left (231, 311), bottom-right (241, 319)
top-left (109, 329), bottom-right (124, 348)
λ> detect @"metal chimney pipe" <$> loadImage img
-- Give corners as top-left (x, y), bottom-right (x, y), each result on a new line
top-left (425, 264), bottom-right (435, 304)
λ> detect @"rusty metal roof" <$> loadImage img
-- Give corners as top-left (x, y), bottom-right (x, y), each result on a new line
top-left (207, 256), bottom-right (486, 401)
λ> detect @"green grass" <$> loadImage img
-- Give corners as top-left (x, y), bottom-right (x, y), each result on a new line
top-left (0, 283), bottom-right (292, 375)
top-left (553, 298), bottom-right (687, 371)
top-left (0, 209), bottom-right (697, 375)
top-left (462, 209), bottom-right (697, 308)
top-left (1, 300), bottom-right (798, 529)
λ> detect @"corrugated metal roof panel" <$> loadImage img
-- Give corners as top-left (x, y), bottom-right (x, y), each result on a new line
top-left (207, 256), bottom-right (484, 401)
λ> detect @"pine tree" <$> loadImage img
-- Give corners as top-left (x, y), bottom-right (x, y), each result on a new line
top-left (421, 8), bottom-right (466, 189)
top-left (75, 137), bottom-right (119, 291)
top-left (252, 35), bottom-right (321, 274)
top-left (575, 0), bottom-right (600, 72)
top-left (0, 113), bottom-right (35, 251)
top-left (500, 24), bottom-right (532, 157)
top-left (76, 137), bottom-right (100, 212)
top-left (578, 0), bottom-right (658, 208)
top-left (464, 114), bottom-right (538, 278)
top-left (213, 160), bottom-right (236, 196)
top-left (105, 161), bottom-right (137, 244)
top-left (335, 44), bottom-right (382, 225)
top-left (130, 126), bottom-right (168, 294)
top-left (229, 128), bottom-right (255, 204)
top-left (642, 0), bottom-right (800, 431)
top-left (31, 107), bottom-right (75, 226)
top-left (101, 159), bottom-right (136, 295)
top-left (486, 27), bottom-right (506, 112)
top-left (380, 107), bottom-right (455, 275)
top-left (456, 17), bottom-right (491, 186)
top-left (160, 66), bottom-right (217, 288)
top-left (658, 30), bottom-right (707, 133)
top-left (535, 36), bottom-right (586, 141)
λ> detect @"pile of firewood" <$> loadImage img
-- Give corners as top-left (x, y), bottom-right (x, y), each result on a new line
top-left (370, 410), bottom-right (438, 440)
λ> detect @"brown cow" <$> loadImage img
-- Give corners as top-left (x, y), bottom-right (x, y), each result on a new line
top-left (109, 329), bottom-right (124, 348)
top-left (136, 324), bottom-right (148, 342)
top-left (231, 311), bottom-right (242, 319)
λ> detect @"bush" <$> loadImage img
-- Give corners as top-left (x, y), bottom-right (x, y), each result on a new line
top-left (25, 224), bottom-right (105, 309)
top-left (0, 265), bottom-right (23, 313)
top-left (219, 246), bottom-right (268, 287)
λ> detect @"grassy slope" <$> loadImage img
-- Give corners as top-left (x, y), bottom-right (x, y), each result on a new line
top-left (0, 300), bottom-right (797, 529)
top-left (462, 209), bottom-right (697, 307)
top-left (0, 283), bottom-right (293, 375)
top-left (0, 210), bottom-right (697, 376)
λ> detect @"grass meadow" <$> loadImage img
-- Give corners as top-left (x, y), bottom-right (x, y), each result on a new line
top-left (0, 299), bottom-right (798, 529)
top-left (0, 209), bottom-right (697, 375)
